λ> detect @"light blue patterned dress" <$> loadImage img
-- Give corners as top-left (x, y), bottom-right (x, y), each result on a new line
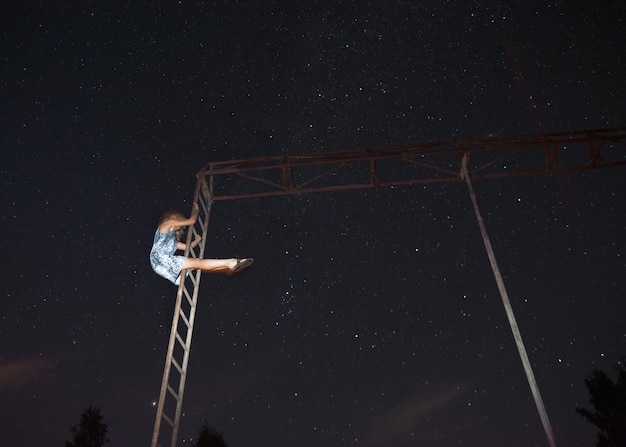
top-left (150, 230), bottom-right (186, 285)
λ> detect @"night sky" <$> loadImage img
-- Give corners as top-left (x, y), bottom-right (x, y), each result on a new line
top-left (1, 1), bottom-right (625, 447)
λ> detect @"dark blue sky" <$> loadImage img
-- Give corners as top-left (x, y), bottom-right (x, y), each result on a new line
top-left (1, 1), bottom-right (625, 446)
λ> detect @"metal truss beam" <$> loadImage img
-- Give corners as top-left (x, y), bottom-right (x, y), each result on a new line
top-left (199, 126), bottom-right (626, 201)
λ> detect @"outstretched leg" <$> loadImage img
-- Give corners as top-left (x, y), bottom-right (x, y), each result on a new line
top-left (182, 257), bottom-right (253, 275)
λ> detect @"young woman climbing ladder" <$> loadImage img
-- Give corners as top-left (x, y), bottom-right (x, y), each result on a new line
top-left (150, 203), bottom-right (253, 285)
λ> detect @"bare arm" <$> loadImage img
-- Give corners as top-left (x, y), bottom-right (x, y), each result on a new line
top-left (157, 203), bottom-right (200, 233)
top-left (176, 235), bottom-right (202, 251)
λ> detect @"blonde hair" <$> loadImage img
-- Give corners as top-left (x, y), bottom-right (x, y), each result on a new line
top-left (159, 209), bottom-right (184, 222)
top-left (159, 209), bottom-right (185, 240)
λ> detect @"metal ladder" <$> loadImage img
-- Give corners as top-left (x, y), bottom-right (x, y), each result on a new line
top-left (151, 176), bottom-right (212, 447)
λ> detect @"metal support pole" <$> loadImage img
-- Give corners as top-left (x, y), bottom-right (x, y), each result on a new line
top-left (460, 153), bottom-right (557, 447)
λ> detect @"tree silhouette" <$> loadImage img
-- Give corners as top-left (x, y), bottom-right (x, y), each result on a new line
top-left (576, 359), bottom-right (626, 447)
top-left (65, 406), bottom-right (109, 447)
top-left (193, 422), bottom-right (229, 447)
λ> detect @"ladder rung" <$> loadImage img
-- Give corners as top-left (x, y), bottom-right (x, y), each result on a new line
top-left (162, 412), bottom-right (174, 428)
top-left (172, 357), bottom-right (183, 374)
top-left (183, 287), bottom-right (193, 306)
top-left (167, 384), bottom-right (179, 401)
top-left (179, 309), bottom-right (190, 328)
top-left (189, 273), bottom-right (199, 287)
top-left (175, 332), bottom-right (188, 351)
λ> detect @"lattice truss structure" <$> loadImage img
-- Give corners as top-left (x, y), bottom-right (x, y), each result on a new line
top-left (151, 126), bottom-right (625, 447)
top-left (200, 126), bottom-right (626, 200)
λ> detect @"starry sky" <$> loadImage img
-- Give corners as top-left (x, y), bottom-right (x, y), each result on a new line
top-left (1, 1), bottom-right (625, 447)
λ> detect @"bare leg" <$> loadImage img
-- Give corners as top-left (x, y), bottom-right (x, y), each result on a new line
top-left (182, 257), bottom-right (239, 274)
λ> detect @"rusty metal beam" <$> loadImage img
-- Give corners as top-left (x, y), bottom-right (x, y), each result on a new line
top-left (198, 126), bottom-right (626, 201)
